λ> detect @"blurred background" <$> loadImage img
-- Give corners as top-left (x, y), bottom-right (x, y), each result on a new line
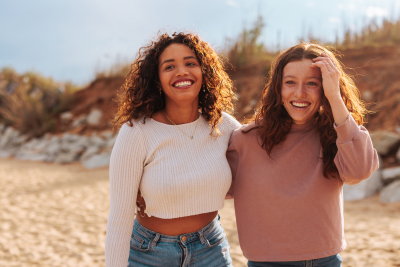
top-left (1, 0), bottom-right (400, 266)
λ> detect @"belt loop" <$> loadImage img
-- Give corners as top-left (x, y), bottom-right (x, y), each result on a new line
top-left (151, 233), bottom-right (160, 247)
top-left (197, 230), bottom-right (206, 244)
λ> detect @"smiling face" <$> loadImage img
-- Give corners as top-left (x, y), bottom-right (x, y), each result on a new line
top-left (281, 59), bottom-right (323, 124)
top-left (158, 43), bottom-right (203, 106)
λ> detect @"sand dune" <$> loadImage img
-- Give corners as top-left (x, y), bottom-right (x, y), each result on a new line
top-left (0, 159), bottom-right (399, 267)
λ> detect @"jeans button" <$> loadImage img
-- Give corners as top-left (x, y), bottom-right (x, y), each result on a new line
top-left (181, 236), bottom-right (187, 242)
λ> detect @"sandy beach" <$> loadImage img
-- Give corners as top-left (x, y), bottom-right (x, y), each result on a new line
top-left (0, 159), bottom-right (399, 267)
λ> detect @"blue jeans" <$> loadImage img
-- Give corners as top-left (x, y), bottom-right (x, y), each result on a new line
top-left (128, 215), bottom-right (233, 267)
top-left (247, 254), bottom-right (342, 267)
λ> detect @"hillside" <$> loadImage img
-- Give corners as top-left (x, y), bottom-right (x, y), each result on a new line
top-left (63, 45), bottom-right (400, 133)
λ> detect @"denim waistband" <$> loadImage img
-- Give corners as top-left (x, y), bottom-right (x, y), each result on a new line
top-left (133, 214), bottom-right (221, 244)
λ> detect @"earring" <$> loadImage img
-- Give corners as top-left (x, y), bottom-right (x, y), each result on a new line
top-left (202, 85), bottom-right (206, 93)
top-left (159, 89), bottom-right (162, 95)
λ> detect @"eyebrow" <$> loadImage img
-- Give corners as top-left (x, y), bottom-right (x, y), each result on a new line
top-left (283, 75), bottom-right (321, 80)
top-left (160, 56), bottom-right (198, 67)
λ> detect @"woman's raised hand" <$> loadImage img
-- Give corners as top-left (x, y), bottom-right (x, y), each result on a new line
top-left (311, 52), bottom-right (341, 101)
top-left (311, 52), bottom-right (349, 126)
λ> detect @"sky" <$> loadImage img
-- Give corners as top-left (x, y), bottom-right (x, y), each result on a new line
top-left (1, 0), bottom-right (399, 85)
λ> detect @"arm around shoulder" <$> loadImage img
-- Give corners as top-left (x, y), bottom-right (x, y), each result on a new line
top-left (226, 128), bottom-right (240, 199)
top-left (105, 123), bottom-right (147, 267)
top-left (334, 115), bottom-right (379, 185)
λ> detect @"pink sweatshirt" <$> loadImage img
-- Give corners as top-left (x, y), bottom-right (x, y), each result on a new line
top-left (226, 115), bottom-right (379, 261)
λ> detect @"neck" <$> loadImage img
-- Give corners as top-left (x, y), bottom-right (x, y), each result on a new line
top-left (164, 101), bottom-right (199, 125)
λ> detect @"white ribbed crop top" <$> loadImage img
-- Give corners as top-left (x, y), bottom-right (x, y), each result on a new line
top-left (105, 112), bottom-right (241, 267)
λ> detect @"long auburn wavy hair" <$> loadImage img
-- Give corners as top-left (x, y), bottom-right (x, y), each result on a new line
top-left (246, 43), bottom-right (368, 178)
top-left (113, 32), bottom-right (235, 135)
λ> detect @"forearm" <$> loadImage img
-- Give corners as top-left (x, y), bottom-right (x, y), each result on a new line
top-left (327, 95), bottom-right (350, 126)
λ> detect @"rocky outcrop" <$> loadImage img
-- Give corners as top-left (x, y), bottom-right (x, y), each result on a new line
top-left (0, 123), bottom-right (116, 169)
top-left (343, 170), bottom-right (383, 201)
top-left (382, 166), bottom-right (400, 185)
top-left (370, 131), bottom-right (400, 156)
top-left (380, 180), bottom-right (400, 203)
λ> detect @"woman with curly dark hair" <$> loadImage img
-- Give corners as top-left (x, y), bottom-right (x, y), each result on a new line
top-left (105, 32), bottom-right (240, 267)
top-left (226, 43), bottom-right (379, 266)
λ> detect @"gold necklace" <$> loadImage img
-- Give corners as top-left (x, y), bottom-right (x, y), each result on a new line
top-left (164, 111), bottom-right (200, 139)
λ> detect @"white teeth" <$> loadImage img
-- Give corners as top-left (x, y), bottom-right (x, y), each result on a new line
top-left (292, 102), bottom-right (309, 107)
top-left (174, 81), bottom-right (192, 87)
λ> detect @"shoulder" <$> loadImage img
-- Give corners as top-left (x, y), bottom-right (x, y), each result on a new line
top-left (230, 121), bottom-right (257, 143)
top-left (112, 119), bottom-right (148, 157)
top-left (117, 118), bottom-right (148, 143)
top-left (220, 112), bottom-right (241, 131)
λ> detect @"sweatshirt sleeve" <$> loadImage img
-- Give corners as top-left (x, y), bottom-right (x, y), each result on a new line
top-left (226, 130), bottom-right (240, 199)
top-left (105, 123), bottom-right (146, 267)
top-left (334, 114), bottom-right (379, 185)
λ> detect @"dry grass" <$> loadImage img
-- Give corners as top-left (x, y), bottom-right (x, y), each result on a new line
top-left (0, 68), bottom-right (78, 137)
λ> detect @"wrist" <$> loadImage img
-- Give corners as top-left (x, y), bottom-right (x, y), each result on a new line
top-left (325, 92), bottom-right (342, 103)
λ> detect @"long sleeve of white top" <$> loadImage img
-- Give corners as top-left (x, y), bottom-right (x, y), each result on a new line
top-left (105, 123), bottom-right (146, 267)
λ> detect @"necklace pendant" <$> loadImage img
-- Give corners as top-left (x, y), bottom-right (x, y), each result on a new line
top-left (190, 136), bottom-right (193, 139)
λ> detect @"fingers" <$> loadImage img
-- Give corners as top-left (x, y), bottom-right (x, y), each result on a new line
top-left (312, 55), bottom-right (339, 74)
top-left (310, 61), bottom-right (330, 73)
top-left (312, 53), bottom-right (337, 66)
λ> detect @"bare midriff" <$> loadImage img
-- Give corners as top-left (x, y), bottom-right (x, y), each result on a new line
top-left (136, 194), bottom-right (218, 236)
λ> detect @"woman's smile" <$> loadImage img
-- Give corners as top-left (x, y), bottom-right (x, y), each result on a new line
top-left (172, 78), bottom-right (194, 89)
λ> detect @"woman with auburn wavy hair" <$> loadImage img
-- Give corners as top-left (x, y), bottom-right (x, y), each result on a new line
top-left (105, 32), bottom-right (240, 267)
top-left (226, 43), bottom-right (378, 266)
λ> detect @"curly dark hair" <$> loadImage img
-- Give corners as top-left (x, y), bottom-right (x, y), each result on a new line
top-left (113, 32), bottom-right (235, 135)
top-left (245, 43), bottom-right (368, 178)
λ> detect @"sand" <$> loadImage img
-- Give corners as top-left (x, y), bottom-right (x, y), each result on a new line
top-left (0, 159), bottom-right (399, 267)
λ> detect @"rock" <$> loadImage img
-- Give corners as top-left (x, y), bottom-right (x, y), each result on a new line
top-left (61, 133), bottom-right (80, 143)
top-left (396, 147), bottom-right (400, 162)
top-left (11, 134), bottom-right (28, 146)
top-left (0, 127), bottom-right (19, 149)
top-left (30, 138), bottom-right (49, 153)
top-left (68, 142), bottom-right (86, 154)
top-left (90, 135), bottom-right (106, 148)
top-left (100, 131), bottom-right (114, 140)
top-left (343, 170), bottom-right (383, 201)
top-left (54, 152), bottom-right (79, 164)
top-left (82, 152), bottom-right (111, 169)
top-left (23, 138), bottom-right (41, 150)
top-left (380, 180), bottom-right (400, 203)
top-left (80, 146), bottom-right (100, 162)
top-left (370, 131), bottom-right (400, 156)
top-left (0, 124), bottom-right (5, 134)
top-left (105, 135), bottom-right (117, 148)
top-left (0, 149), bottom-right (17, 158)
top-left (382, 167), bottom-right (400, 185)
top-left (44, 140), bottom-right (61, 155)
top-left (87, 109), bottom-right (103, 126)
top-left (72, 115), bottom-right (87, 128)
top-left (60, 112), bottom-right (73, 123)
top-left (16, 151), bottom-right (48, 162)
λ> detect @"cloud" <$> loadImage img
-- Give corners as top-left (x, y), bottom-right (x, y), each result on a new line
top-left (226, 0), bottom-right (239, 7)
top-left (329, 16), bottom-right (341, 24)
top-left (365, 6), bottom-right (389, 17)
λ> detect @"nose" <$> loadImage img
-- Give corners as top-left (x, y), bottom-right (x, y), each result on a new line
top-left (175, 65), bottom-right (189, 77)
top-left (294, 84), bottom-right (306, 98)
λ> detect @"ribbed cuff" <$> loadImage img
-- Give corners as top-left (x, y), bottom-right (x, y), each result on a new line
top-left (334, 115), bottom-right (360, 144)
